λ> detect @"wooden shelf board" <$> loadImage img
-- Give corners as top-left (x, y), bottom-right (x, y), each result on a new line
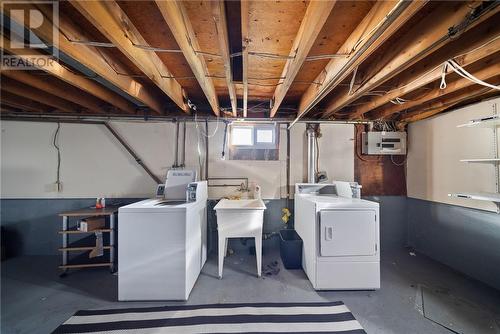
top-left (59, 246), bottom-right (112, 252)
top-left (60, 250), bottom-right (112, 269)
top-left (59, 263), bottom-right (112, 269)
top-left (59, 228), bottom-right (112, 234)
top-left (59, 207), bottom-right (118, 217)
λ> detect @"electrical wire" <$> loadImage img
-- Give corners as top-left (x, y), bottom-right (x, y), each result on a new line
top-left (391, 155), bottom-right (406, 166)
top-left (52, 123), bottom-right (61, 190)
top-left (194, 112), bottom-right (219, 138)
top-left (443, 59), bottom-right (500, 90)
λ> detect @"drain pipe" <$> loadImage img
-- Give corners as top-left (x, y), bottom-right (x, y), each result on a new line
top-left (180, 119), bottom-right (186, 168)
top-left (306, 124), bottom-right (317, 183)
top-left (173, 120), bottom-right (179, 168)
top-left (205, 119), bottom-right (209, 180)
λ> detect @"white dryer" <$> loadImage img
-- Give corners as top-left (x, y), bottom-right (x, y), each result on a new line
top-left (294, 182), bottom-right (380, 290)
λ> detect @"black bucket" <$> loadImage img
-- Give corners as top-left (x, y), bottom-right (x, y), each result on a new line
top-left (279, 229), bottom-right (303, 269)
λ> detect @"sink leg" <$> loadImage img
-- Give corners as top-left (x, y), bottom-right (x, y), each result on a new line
top-left (218, 235), bottom-right (225, 279)
top-left (224, 238), bottom-right (228, 258)
top-left (255, 235), bottom-right (262, 278)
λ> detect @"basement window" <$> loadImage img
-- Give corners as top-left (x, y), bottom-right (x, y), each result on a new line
top-left (229, 123), bottom-right (279, 160)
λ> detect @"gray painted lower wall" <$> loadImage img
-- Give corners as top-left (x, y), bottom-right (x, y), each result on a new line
top-left (0, 198), bottom-right (294, 257)
top-left (3, 196), bottom-right (498, 292)
top-left (364, 196), bottom-right (409, 253)
top-left (407, 197), bottom-right (500, 291)
top-left (1, 196), bottom-right (405, 257)
top-left (0, 198), bottom-right (141, 257)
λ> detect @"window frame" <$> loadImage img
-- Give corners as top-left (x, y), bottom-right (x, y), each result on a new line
top-left (229, 123), bottom-right (278, 150)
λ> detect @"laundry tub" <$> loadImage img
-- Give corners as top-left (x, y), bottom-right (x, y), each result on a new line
top-left (214, 199), bottom-right (266, 278)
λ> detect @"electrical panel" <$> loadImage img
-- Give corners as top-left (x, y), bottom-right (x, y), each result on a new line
top-left (362, 132), bottom-right (407, 155)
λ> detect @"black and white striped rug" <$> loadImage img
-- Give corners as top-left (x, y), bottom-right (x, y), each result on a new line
top-left (52, 301), bottom-right (366, 333)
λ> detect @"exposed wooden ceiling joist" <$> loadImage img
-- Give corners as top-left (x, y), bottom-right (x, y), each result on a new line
top-left (1, 34), bottom-right (137, 114)
top-left (349, 29), bottom-right (500, 119)
top-left (241, 0), bottom-right (249, 117)
top-left (69, 0), bottom-right (188, 114)
top-left (371, 59), bottom-right (500, 120)
top-left (295, 0), bottom-right (427, 120)
top-left (399, 85), bottom-right (496, 123)
top-left (269, 0), bottom-right (336, 117)
top-left (1, 91), bottom-right (54, 113)
top-left (2, 77), bottom-right (83, 113)
top-left (212, 0), bottom-right (237, 117)
top-left (327, 2), bottom-right (499, 119)
top-left (155, 0), bottom-right (220, 116)
top-left (2, 71), bottom-right (106, 114)
top-left (2, 3), bottom-right (165, 115)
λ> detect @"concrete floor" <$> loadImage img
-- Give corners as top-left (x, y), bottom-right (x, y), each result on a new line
top-left (2, 246), bottom-right (500, 334)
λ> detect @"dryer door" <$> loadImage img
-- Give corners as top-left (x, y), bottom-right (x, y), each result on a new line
top-left (319, 210), bottom-right (376, 257)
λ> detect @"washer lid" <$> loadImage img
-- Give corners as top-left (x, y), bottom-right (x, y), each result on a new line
top-left (302, 195), bottom-right (379, 209)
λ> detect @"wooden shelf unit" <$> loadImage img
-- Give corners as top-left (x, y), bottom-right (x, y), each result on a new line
top-left (58, 207), bottom-right (118, 275)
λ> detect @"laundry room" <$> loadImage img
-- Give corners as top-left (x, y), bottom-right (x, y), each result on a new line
top-left (1, 1), bottom-right (500, 334)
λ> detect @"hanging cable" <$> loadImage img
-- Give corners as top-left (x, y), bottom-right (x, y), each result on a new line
top-left (348, 65), bottom-right (359, 95)
top-left (440, 62), bottom-right (449, 89)
top-left (52, 123), bottom-right (61, 191)
top-left (194, 111), bottom-right (219, 138)
top-left (390, 97), bottom-right (410, 105)
top-left (445, 59), bottom-right (500, 90)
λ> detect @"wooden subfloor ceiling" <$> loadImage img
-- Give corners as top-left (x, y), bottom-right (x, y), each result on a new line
top-left (1, 1), bottom-right (499, 123)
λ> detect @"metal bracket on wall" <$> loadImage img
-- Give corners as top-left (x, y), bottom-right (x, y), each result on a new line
top-left (104, 122), bottom-right (162, 184)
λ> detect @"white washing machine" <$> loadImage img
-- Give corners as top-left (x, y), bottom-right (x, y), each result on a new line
top-left (294, 182), bottom-right (380, 290)
top-left (118, 170), bottom-right (208, 301)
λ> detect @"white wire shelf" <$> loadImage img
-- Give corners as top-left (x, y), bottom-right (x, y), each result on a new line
top-left (457, 115), bottom-right (500, 128)
top-left (460, 158), bottom-right (500, 164)
top-left (448, 192), bottom-right (500, 203)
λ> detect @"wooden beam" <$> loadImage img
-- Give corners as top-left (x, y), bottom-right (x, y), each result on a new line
top-left (296, 0), bottom-right (427, 118)
top-left (241, 0), bottom-right (249, 117)
top-left (1, 91), bottom-right (53, 113)
top-left (371, 60), bottom-right (500, 119)
top-left (1, 35), bottom-right (137, 114)
top-left (323, 2), bottom-right (499, 118)
top-left (2, 77), bottom-right (82, 113)
top-left (2, 70), bottom-right (106, 114)
top-left (70, 0), bottom-right (187, 114)
top-left (2, 3), bottom-right (164, 114)
top-left (349, 22), bottom-right (500, 119)
top-left (155, 0), bottom-right (219, 116)
top-left (212, 0), bottom-right (237, 117)
top-left (269, 0), bottom-right (336, 117)
top-left (399, 85), bottom-right (496, 122)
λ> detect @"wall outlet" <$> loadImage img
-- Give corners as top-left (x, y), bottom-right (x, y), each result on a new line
top-left (44, 182), bottom-right (62, 192)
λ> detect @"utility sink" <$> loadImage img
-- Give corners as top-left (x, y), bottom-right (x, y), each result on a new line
top-left (214, 199), bottom-right (266, 210)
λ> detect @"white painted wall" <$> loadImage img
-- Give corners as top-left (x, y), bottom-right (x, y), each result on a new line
top-left (407, 97), bottom-right (500, 212)
top-left (0, 120), bottom-right (354, 199)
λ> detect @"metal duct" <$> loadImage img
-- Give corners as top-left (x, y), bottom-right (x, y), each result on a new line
top-left (306, 124), bottom-right (317, 183)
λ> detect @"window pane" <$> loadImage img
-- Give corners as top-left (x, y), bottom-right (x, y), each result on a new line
top-left (231, 127), bottom-right (253, 145)
top-left (256, 129), bottom-right (273, 143)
